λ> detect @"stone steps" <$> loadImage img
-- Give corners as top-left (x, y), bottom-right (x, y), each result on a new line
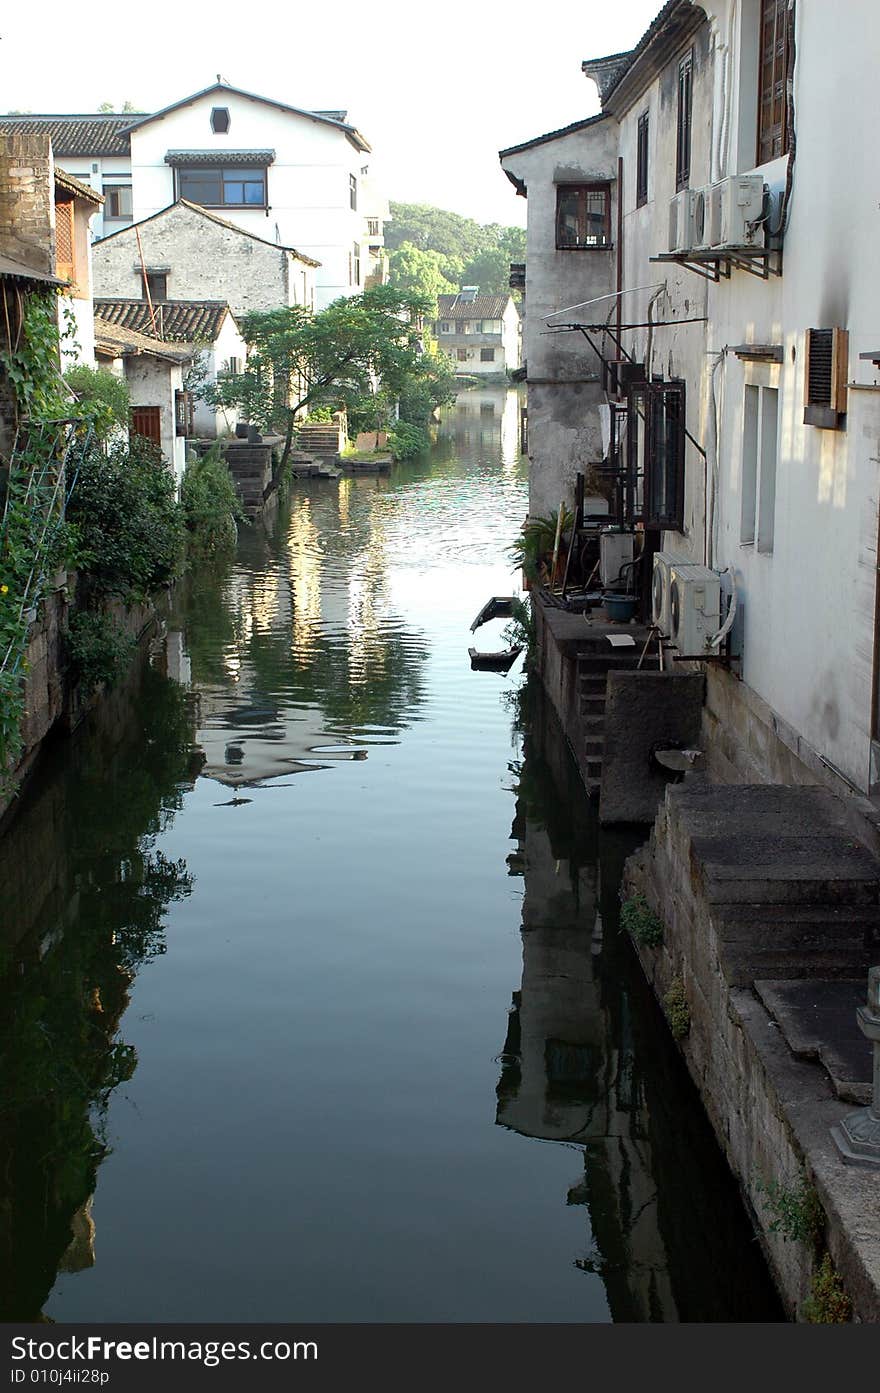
top-left (574, 638), bottom-right (660, 794)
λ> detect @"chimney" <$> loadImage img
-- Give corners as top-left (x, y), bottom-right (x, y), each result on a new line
top-left (0, 133), bottom-right (55, 276)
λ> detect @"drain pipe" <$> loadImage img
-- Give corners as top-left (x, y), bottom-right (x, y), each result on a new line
top-left (645, 285), bottom-right (665, 379)
top-left (705, 348), bottom-right (727, 568)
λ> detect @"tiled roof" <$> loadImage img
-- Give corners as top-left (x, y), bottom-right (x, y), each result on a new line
top-left (0, 253), bottom-right (64, 286)
top-left (164, 149), bottom-right (275, 166)
top-left (55, 167), bottom-right (104, 204)
top-left (499, 111), bottom-right (609, 159)
top-left (436, 294), bottom-right (512, 320)
top-left (120, 83), bottom-right (371, 153)
top-left (0, 114), bottom-right (141, 156)
top-left (93, 319), bottom-right (193, 362)
top-left (95, 298), bottom-right (231, 342)
top-left (94, 199), bottom-right (322, 267)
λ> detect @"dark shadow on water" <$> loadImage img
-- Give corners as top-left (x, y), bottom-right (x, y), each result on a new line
top-left (497, 681), bottom-right (784, 1322)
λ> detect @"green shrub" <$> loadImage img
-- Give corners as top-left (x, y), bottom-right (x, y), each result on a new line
top-left (664, 976), bottom-right (691, 1040)
top-left (802, 1254), bottom-right (852, 1323)
top-left (67, 609), bottom-right (135, 691)
top-left (756, 1172), bottom-right (824, 1248)
top-left (63, 364), bottom-right (130, 442)
top-left (502, 597), bottom-right (535, 659)
top-left (388, 421), bottom-right (431, 459)
top-left (181, 447), bottom-right (243, 560)
top-left (620, 892), bottom-right (664, 947)
top-left (67, 437), bottom-right (185, 600)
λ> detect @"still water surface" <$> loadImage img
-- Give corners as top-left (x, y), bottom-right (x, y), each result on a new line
top-left (1, 387), bottom-right (781, 1321)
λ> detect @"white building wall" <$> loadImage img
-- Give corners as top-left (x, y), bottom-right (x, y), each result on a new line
top-left (192, 312), bottom-right (247, 438)
top-left (566, 0), bottom-right (880, 792)
top-left (127, 93), bottom-right (368, 308)
top-left (125, 355), bottom-right (186, 486)
top-left (54, 157), bottom-right (133, 240)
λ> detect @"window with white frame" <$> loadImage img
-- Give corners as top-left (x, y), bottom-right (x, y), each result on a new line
top-left (741, 384), bottom-right (778, 551)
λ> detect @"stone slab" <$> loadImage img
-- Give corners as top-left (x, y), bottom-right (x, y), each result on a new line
top-left (599, 670), bottom-right (706, 824)
top-left (755, 979), bottom-right (874, 1105)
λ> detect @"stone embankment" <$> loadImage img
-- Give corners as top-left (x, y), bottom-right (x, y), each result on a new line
top-left (623, 780), bottom-right (880, 1321)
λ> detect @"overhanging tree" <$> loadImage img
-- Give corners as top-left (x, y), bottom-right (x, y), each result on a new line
top-left (203, 286), bottom-right (438, 473)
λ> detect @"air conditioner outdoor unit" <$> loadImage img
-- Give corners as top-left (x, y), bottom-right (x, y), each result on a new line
top-left (651, 552), bottom-right (692, 634)
top-left (709, 175), bottom-right (765, 247)
top-left (668, 189), bottom-right (697, 253)
top-left (600, 530), bottom-right (636, 588)
top-left (669, 565), bottom-right (722, 653)
top-left (691, 187), bottom-right (712, 249)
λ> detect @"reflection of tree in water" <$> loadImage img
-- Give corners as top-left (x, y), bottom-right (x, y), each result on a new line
top-left (0, 661), bottom-right (197, 1320)
top-left (497, 682), bottom-right (782, 1322)
top-left (180, 505), bottom-right (429, 736)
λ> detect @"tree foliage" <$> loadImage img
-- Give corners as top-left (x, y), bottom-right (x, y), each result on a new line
top-left (203, 285), bottom-right (440, 470)
top-left (62, 364), bottom-right (130, 443)
top-left (386, 202), bottom-right (526, 296)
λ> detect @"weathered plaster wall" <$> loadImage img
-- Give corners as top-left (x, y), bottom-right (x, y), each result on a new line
top-left (92, 202), bottom-right (311, 316)
top-left (501, 118), bottom-right (619, 518)
top-left (125, 355), bottom-right (186, 485)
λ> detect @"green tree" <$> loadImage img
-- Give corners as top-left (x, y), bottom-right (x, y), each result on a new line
top-left (62, 364), bottom-right (130, 443)
top-left (461, 247), bottom-right (511, 297)
top-left (203, 286), bottom-right (434, 473)
top-left (386, 202), bottom-right (526, 296)
top-left (387, 242), bottom-right (458, 316)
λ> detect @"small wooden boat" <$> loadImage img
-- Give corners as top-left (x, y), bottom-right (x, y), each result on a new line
top-left (468, 644), bottom-right (522, 673)
top-left (470, 596), bottom-right (517, 632)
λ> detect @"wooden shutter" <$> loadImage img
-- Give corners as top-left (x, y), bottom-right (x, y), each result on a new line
top-left (804, 327), bottom-right (848, 428)
top-left (676, 51), bottom-right (693, 191)
top-left (55, 200), bottom-right (75, 286)
top-left (175, 390), bottom-right (194, 437)
top-left (758, 0), bottom-right (792, 165)
top-left (131, 406), bottom-right (162, 448)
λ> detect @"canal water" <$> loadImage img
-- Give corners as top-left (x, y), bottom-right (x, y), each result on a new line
top-left (0, 386), bottom-right (782, 1322)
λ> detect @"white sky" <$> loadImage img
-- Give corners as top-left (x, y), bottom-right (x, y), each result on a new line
top-left (2, 0), bottom-right (661, 228)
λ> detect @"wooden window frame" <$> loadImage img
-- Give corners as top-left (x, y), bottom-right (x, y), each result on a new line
top-left (480, 347), bottom-right (495, 362)
top-left (175, 165), bottom-right (268, 210)
top-left (175, 389), bottom-right (195, 438)
top-left (676, 50), bottom-right (694, 192)
top-left (757, 0), bottom-right (793, 166)
top-left (131, 405), bottom-right (162, 449)
top-left (555, 183), bottom-right (612, 250)
top-left (636, 111), bottom-right (649, 208)
top-left (54, 199), bottom-right (76, 287)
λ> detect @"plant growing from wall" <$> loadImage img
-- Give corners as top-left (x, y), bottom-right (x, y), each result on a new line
top-left (620, 892), bottom-right (664, 948)
top-left (756, 1172), bottom-right (824, 1250)
top-left (66, 609), bottom-right (135, 691)
top-left (663, 975), bottom-right (691, 1040)
top-left (0, 289), bottom-right (71, 426)
top-left (502, 597), bottom-right (536, 663)
top-left (802, 1253), bottom-right (852, 1323)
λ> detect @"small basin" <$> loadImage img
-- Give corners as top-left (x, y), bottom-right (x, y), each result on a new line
top-left (602, 592), bottom-right (638, 622)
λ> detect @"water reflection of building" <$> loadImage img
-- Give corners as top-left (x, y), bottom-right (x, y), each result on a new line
top-left (173, 478), bottom-right (429, 790)
top-left (496, 691), bottom-right (782, 1322)
top-left (445, 386), bottom-right (521, 467)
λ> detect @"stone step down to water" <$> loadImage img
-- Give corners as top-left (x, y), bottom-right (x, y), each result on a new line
top-left (755, 979), bottom-right (874, 1105)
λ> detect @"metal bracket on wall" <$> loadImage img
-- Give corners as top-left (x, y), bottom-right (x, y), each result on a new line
top-left (651, 246), bottom-right (783, 283)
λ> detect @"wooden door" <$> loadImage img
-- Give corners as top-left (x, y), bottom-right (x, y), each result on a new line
top-left (130, 406), bottom-right (162, 448)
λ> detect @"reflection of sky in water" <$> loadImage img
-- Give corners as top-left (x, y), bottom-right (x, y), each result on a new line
top-left (180, 387), bottom-right (528, 787)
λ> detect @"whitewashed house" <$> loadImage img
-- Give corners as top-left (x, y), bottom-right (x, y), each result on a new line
top-left (123, 83), bottom-right (379, 309)
top-left (434, 291), bottom-right (521, 376)
top-left (0, 84), bottom-right (388, 310)
top-left (94, 298), bottom-right (246, 438)
top-left (501, 0), bottom-right (880, 798)
top-left (91, 199), bottom-right (318, 317)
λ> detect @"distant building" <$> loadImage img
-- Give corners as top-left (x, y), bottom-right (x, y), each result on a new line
top-left (434, 290), bottom-right (521, 375)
